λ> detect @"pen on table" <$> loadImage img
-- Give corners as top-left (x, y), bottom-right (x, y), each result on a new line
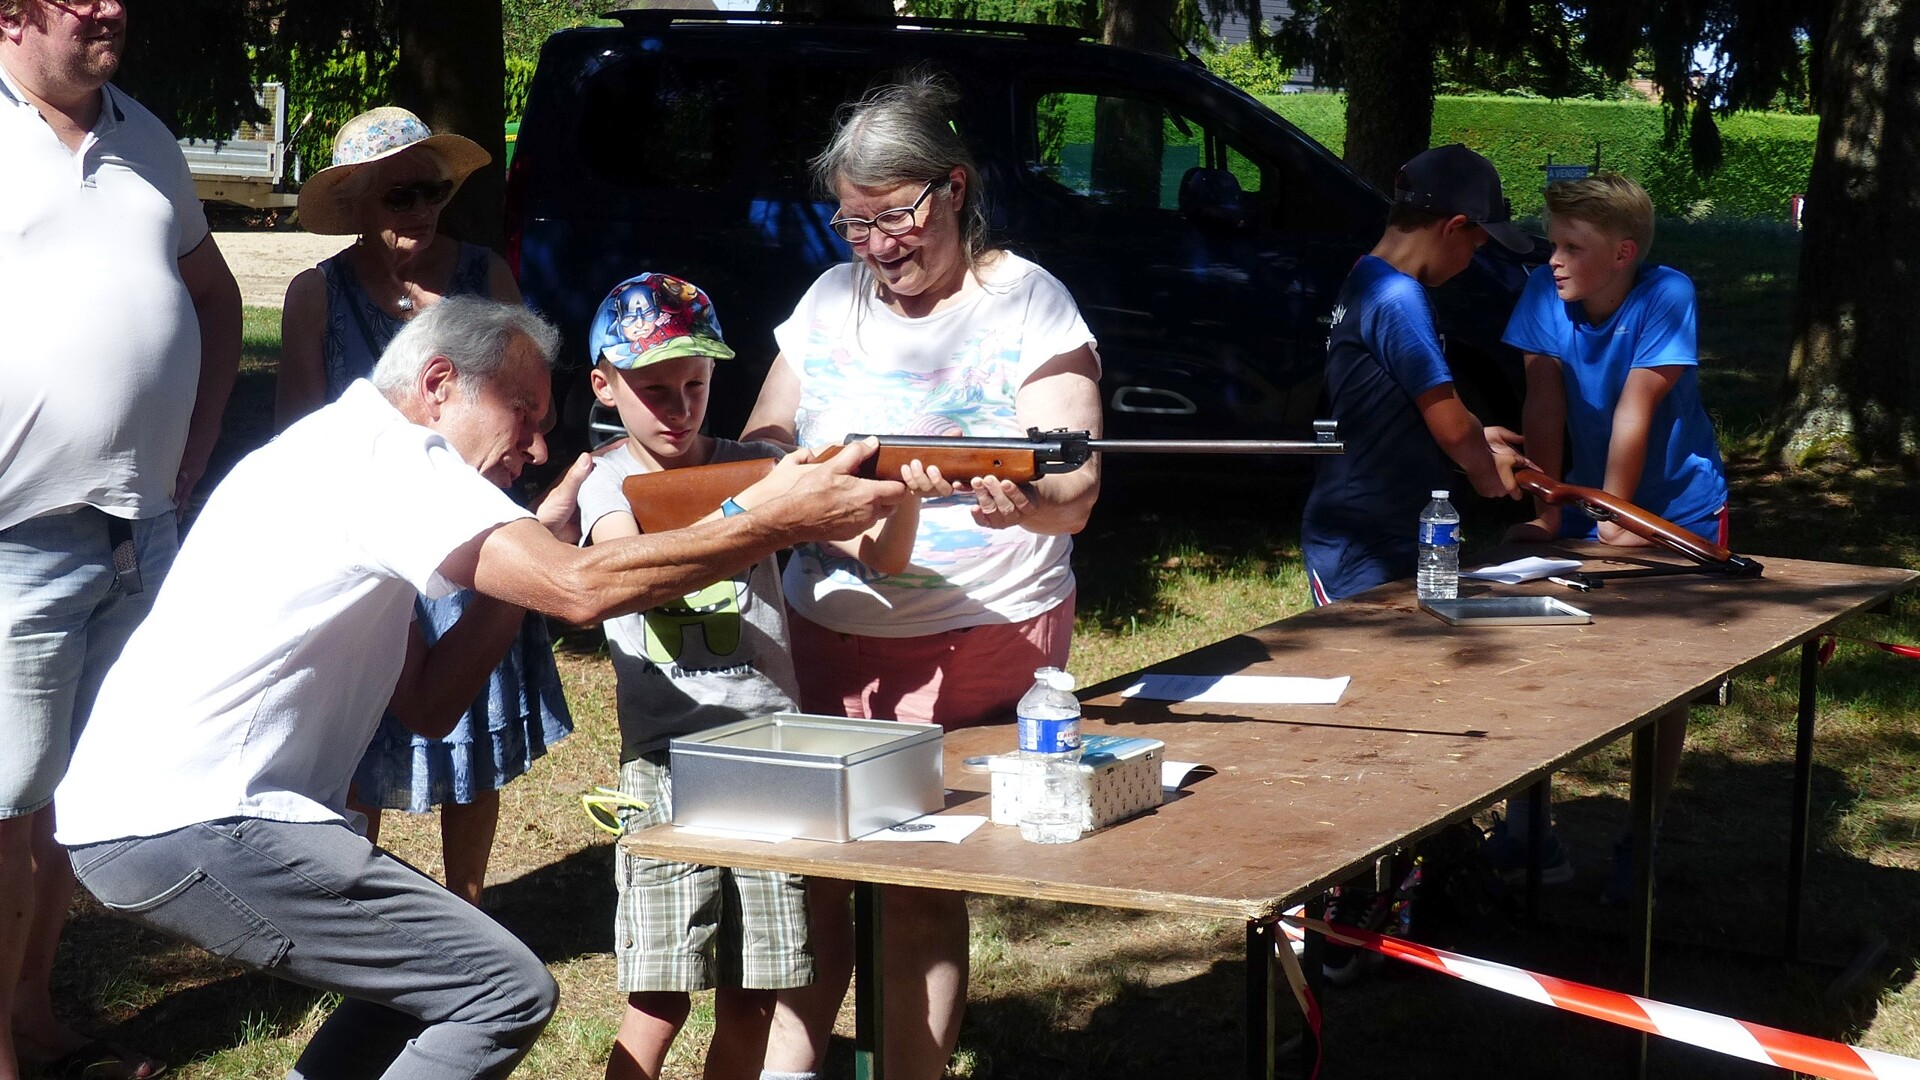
top-left (1548, 575), bottom-right (1594, 592)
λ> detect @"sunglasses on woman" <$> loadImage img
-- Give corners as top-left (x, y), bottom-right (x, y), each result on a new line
top-left (381, 179), bottom-right (455, 214)
top-left (829, 177), bottom-right (947, 243)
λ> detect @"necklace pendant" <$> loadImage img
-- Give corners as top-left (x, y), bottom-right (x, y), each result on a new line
top-left (396, 296), bottom-right (414, 312)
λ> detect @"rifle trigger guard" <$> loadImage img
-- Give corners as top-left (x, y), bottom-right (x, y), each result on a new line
top-left (1578, 501), bottom-right (1617, 523)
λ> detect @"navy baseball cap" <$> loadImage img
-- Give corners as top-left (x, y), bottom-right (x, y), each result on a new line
top-left (1393, 144), bottom-right (1532, 253)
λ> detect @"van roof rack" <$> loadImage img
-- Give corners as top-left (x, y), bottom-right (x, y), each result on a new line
top-left (605, 8), bottom-right (1089, 44)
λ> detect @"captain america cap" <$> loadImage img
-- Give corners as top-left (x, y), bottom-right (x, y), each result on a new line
top-left (588, 272), bottom-right (736, 369)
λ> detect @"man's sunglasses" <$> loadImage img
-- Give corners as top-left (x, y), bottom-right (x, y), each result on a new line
top-left (381, 179), bottom-right (455, 214)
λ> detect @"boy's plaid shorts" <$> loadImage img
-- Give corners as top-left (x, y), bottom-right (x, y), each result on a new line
top-left (612, 753), bottom-right (813, 992)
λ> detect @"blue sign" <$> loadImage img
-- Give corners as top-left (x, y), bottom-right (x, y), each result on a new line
top-left (1545, 164), bottom-right (1591, 182)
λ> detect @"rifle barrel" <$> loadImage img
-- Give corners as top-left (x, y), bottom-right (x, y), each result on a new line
top-left (1085, 439), bottom-right (1344, 455)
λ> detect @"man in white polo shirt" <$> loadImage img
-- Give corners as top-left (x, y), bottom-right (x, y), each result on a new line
top-left (0, 1), bottom-right (241, 1077)
top-left (53, 297), bottom-right (906, 1080)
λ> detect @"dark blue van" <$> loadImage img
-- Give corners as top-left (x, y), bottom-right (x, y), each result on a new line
top-left (508, 10), bottom-right (1536, 458)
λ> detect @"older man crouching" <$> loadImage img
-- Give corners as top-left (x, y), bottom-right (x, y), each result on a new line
top-left (51, 297), bottom-right (906, 1080)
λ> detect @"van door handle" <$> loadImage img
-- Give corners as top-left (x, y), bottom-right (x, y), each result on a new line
top-left (1111, 387), bottom-right (1197, 415)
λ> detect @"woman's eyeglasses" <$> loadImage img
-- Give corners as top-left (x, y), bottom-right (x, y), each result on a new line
top-left (380, 179), bottom-right (455, 214)
top-left (580, 786), bottom-right (650, 836)
top-left (828, 177), bottom-right (946, 243)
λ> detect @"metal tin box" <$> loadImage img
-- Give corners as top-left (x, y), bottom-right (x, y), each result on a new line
top-left (668, 713), bottom-right (945, 842)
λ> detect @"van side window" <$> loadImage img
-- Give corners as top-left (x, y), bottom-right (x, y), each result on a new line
top-left (1029, 90), bottom-right (1267, 214)
top-left (580, 57), bottom-right (741, 191)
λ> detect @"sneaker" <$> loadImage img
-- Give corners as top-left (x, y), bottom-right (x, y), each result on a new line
top-left (1319, 884), bottom-right (1391, 985)
top-left (1281, 904), bottom-right (1307, 958)
top-left (1483, 817), bottom-right (1575, 886)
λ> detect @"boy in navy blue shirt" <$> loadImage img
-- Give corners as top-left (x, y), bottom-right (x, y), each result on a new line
top-left (1302, 144), bottom-right (1533, 605)
top-left (1301, 145), bottom-right (1535, 984)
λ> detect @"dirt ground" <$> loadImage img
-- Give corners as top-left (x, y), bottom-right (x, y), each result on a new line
top-left (213, 229), bottom-right (342, 308)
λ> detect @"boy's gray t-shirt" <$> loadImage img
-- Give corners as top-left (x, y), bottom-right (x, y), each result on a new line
top-left (578, 439), bottom-right (800, 760)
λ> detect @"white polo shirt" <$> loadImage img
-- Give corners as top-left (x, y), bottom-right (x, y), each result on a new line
top-left (55, 381), bottom-right (534, 845)
top-left (0, 65), bottom-right (210, 531)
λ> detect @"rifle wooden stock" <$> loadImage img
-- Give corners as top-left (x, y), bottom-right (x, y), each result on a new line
top-left (621, 442), bottom-right (1045, 535)
top-left (1514, 468), bottom-right (1752, 570)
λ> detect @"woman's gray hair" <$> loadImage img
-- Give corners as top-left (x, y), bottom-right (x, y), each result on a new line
top-left (812, 69), bottom-right (991, 272)
top-left (372, 295), bottom-right (560, 397)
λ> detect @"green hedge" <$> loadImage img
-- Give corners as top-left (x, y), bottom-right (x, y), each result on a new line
top-left (1262, 93), bottom-right (1816, 221)
top-left (278, 46), bottom-right (395, 182)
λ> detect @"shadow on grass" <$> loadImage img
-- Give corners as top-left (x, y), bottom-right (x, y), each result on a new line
top-left (881, 749), bottom-right (1920, 1080)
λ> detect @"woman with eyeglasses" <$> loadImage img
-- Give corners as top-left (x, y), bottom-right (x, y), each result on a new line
top-left (275, 107), bottom-right (572, 910)
top-left (743, 70), bottom-right (1102, 1080)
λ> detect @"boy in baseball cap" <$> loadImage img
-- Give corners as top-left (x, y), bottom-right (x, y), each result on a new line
top-left (573, 272), bottom-right (922, 1079)
top-left (1300, 143), bottom-right (1538, 982)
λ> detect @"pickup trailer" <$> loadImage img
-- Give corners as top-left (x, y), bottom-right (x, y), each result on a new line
top-left (179, 82), bottom-right (302, 210)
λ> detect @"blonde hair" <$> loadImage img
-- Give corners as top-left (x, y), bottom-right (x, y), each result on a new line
top-left (1545, 173), bottom-right (1655, 259)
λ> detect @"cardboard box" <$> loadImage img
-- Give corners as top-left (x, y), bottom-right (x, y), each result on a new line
top-left (670, 713), bottom-right (944, 842)
top-left (987, 735), bottom-right (1165, 832)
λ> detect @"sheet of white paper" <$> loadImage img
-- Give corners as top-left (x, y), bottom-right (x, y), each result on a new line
top-left (858, 815), bottom-right (987, 843)
top-left (1161, 760), bottom-right (1207, 788)
top-left (1120, 673), bottom-right (1349, 705)
top-left (674, 824), bottom-right (793, 843)
top-left (1459, 556), bottom-right (1583, 584)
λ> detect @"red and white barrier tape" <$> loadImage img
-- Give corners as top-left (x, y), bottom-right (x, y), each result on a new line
top-left (1819, 635), bottom-right (1920, 666)
top-left (1276, 914), bottom-right (1920, 1080)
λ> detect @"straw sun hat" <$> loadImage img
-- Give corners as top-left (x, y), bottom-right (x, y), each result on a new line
top-left (295, 107), bottom-right (491, 235)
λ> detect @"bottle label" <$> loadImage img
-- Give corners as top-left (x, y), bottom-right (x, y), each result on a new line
top-left (1419, 521), bottom-right (1459, 546)
top-left (1018, 715), bottom-right (1080, 755)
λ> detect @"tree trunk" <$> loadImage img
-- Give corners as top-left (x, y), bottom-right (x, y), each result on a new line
top-left (1775, 0), bottom-right (1920, 466)
top-left (1101, 0), bottom-right (1175, 53)
top-left (390, 0), bottom-right (508, 252)
top-left (1330, 0), bottom-right (1438, 194)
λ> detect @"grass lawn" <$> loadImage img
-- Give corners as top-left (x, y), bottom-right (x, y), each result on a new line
top-left (44, 221), bottom-right (1920, 1079)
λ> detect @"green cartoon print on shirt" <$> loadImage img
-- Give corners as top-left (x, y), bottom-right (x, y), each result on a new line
top-left (642, 578), bottom-right (742, 664)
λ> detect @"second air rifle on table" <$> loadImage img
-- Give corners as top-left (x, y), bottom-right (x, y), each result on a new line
top-left (1514, 468), bottom-right (1764, 583)
top-left (621, 423), bottom-right (1343, 534)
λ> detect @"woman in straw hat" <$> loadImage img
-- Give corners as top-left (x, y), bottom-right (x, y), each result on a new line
top-left (276, 107), bottom-right (572, 908)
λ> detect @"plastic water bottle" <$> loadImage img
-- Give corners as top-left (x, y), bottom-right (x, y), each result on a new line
top-left (1017, 667), bottom-right (1084, 844)
top-left (1417, 490), bottom-right (1460, 600)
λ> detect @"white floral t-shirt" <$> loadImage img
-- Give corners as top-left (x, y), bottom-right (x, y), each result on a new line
top-left (773, 253), bottom-right (1098, 637)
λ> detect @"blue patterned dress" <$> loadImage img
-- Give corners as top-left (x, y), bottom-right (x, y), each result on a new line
top-left (317, 241), bottom-right (573, 811)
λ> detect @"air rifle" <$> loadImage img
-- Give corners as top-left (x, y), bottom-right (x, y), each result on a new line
top-left (622, 424), bottom-right (1343, 534)
top-left (1514, 468), bottom-right (1763, 578)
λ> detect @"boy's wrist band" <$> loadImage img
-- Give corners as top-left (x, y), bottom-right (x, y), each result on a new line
top-left (720, 498), bottom-right (747, 518)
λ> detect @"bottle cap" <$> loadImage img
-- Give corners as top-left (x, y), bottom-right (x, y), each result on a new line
top-left (1045, 670), bottom-right (1077, 692)
top-left (1431, 490), bottom-right (1449, 499)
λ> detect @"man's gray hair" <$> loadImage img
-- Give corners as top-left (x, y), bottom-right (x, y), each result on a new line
top-left (371, 296), bottom-right (560, 397)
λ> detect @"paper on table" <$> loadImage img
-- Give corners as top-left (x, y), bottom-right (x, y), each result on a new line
top-left (1121, 673), bottom-right (1349, 705)
top-left (1161, 761), bottom-right (1207, 788)
top-left (1460, 556), bottom-right (1583, 584)
top-left (858, 815), bottom-right (987, 843)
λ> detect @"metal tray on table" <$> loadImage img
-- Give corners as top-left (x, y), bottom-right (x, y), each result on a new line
top-left (1420, 596), bottom-right (1593, 626)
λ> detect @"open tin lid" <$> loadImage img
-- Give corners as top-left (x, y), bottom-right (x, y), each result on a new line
top-left (670, 712), bottom-right (943, 767)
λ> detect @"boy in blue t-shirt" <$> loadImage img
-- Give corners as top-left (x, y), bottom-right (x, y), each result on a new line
top-left (1302, 144), bottom-right (1534, 605)
top-left (1492, 173), bottom-right (1729, 902)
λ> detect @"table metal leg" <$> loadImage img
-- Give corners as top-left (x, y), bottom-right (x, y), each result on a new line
top-left (1246, 921), bottom-right (1276, 1080)
top-left (1788, 639), bottom-right (1818, 961)
top-left (1628, 722), bottom-right (1656, 1079)
top-left (854, 882), bottom-right (885, 1080)
top-left (1523, 779), bottom-right (1548, 921)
